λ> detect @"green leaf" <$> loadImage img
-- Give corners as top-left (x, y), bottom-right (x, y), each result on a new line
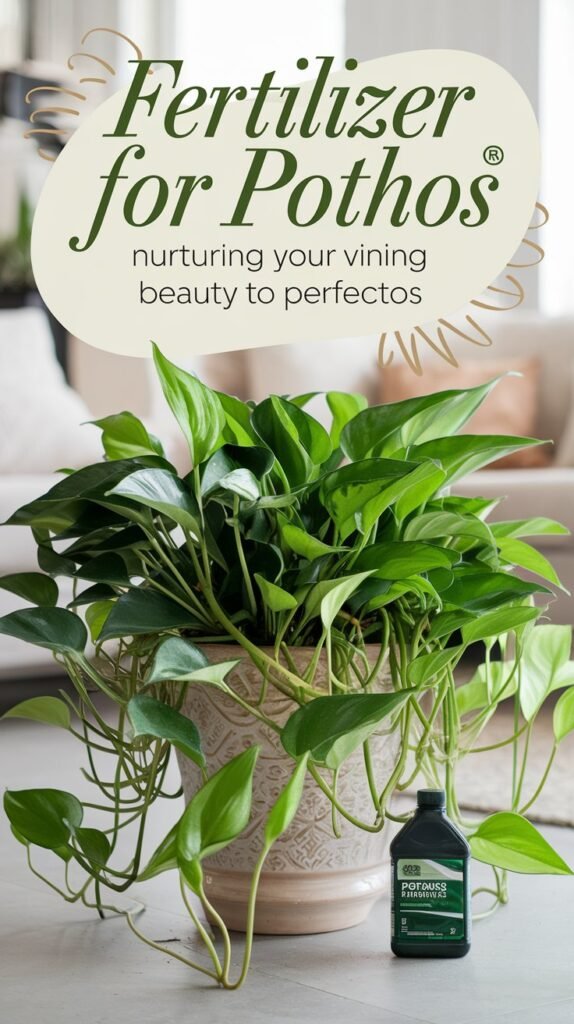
top-left (407, 646), bottom-right (465, 686)
top-left (392, 461), bottom-right (447, 523)
top-left (204, 467), bottom-right (260, 502)
top-left (145, 636), bottom-right (208, 681)
top-left (3, 788), bottom-right (83, 849)
top-left (320, 458), bottom-right (418, 540)
top-left (127, 694), bottom-right (205, 767)
top-left (443, 571), bottom-right (548, 612)
top-left (0, 572), bottom-right (58, 607)
top-left (107, 468), bottom-right (200, 533)
top-left (254, 573), bottom-right (298, 612)
top-left (153, 344), bottom-right (224, 466)
top-left (497, 537), bottom-right (566, 591)
top-left (216, 392), bottom-right (257, 446)
top-left (6, 459), bottom-right (162, 529)
top-left (2, 696), bottom-right (71, 729)
top-left (358, 461), bottom-right (446, 536)
top-left (75, 827), bottom-right (111, 868)
top-left (252, 396), bottom-right (331, 487)
top-left (201, 445), bottom-right (273, 496)
top-left (177, 746), bottom-right (259, 890)
top-left (404, 511), bottom-right (495, 549)
top-left (264, 754), bottom-right (309, 848)
top-left (299, 572), bottom-right (373, 632)
top-left (426, 609), bottom-right (478, 642)
top-left (280, 521), bottom-right (344, 561)
top-left (0, 607), bottom-right (87, 653)
top-left (85, 600), bottom-right (115, 643)
top-left (144, 636), bottom-right (238, 688)
top-left (92, 411), bottom-right (164, 460)
top-left (406, 435), bottom-right (546, 485)
top-left (138, 822), bottom-right (179, 881)
top-left (461, 606), bottom-right (540, 645)
top-left (492, 518), bottom-right (570, 539)
top-left (99, 589), bottom-right (199, 641)
top-left (281, 690), bottom-right (413, 769)
top-left (456, 661), bottom-right (517, 715)
top-left (340, 378), bottom-right (505, 461)
top-left (553, 687), bottom-right (574, 744)
top-left (73, 554), bottom-right (131, 586)
top-left (362, 574), bottom-right (443, 613)
top-left (67, 584), bottom-right (116, 609)
top-left (326, 391), bottom-right (368, 447)
top-left (470, 812), bottom-right (573, 874)
top-left (353, 541), bottom-right (457, 580)
top-left (519, 625), bottom-right (572, 722)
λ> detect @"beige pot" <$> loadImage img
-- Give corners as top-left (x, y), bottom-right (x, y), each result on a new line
top-left (177, 644), bottom-right (398, 935)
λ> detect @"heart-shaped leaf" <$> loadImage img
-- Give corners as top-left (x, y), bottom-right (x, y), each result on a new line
top-left (138, 821), bottom-right (179, 881)
top-left (0, 572), bottom-right (58, 607)
top-left (177, 746), bottom-right (259, 890)
top-left (553, 687), bottom-right (574, 744)
top-left (153, 344), bottom-right (224, 466)
top-left (144, 636), bottom-right (238, 688)
top-left (99, 589), bottom-right (200, 641)
top-left (127, 694), bottom-right (205, 767)
top-left (255, 573), bottom-right (298, 613)
top-left (145, 636), bottom-right (208, 682)
top-left (264, 754), bottom-right (309, 848)
top-left (4, 789), bottom-right (83, 849)
top-left (108, 468), bottom-right (200, 533)
top-left (497, 536), bottom-right (567, 591)
top-left (0, 608), bottom-right (87, 653)
top-left (462, 606), bottom-right (540, 645)
top-left (326, 391), bottom-right (368, 447)
top-left (280, 521), bottom-right (344, 561)
top-left (407, 646), bottom-right (465, 686)
top-left (281, 690), bottom-right (413, 769)
top-left (519, 625), bottom-right (573, 722)
top-left (92, 411), bottom-right (164, 460)
top-left (2, 696), bottom-right (71, 730)
top-left (75, 827), bottom-right (111, 868)
top-left (470, 812), bottom-right (573, 874)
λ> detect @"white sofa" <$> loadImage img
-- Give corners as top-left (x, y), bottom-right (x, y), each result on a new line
top-left (1, 309), bottom-right (572, 678)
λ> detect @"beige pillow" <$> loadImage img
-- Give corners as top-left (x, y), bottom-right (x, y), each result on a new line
top-left (381, 358), bottom-right (551, 469)
top-left (555, 364), bottom-right (574, 468)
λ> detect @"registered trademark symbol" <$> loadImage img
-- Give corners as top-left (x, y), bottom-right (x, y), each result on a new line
top-left (483, 145), bottom-right (504, 165)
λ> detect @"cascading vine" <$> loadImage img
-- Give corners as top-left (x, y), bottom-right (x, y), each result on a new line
top-left (1, 345), bottom-right (573, 988)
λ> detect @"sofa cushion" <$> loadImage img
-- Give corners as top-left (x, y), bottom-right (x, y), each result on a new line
top-left (454, 467), bottom-right (574, 537)
top-left (0, 307), bottom-right (101, 473)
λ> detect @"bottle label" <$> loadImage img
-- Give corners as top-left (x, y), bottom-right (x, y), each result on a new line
top-left (393, 858), bottom-right (466, 943)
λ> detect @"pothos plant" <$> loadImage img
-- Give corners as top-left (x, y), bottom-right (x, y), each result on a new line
top-left (1, 344), bottom-right (573, 988)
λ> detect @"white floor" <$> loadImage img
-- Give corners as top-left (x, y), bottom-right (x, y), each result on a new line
top-left (2, 713), bottom-right (574, 1024)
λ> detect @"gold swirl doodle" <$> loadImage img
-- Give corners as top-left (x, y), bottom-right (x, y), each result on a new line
top-left (67, 53), bottom-right (116, 76)
top-left (379, 202), bottom-right (549, 374)
top-left (24, 27), bottom-right (146, 162)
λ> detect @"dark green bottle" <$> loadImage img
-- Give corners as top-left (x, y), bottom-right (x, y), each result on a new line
top-left (390, 789), bottom-right (471, 958)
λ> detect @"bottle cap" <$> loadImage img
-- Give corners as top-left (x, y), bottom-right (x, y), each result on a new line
top-left (417, 789), bottom-right (446, 809)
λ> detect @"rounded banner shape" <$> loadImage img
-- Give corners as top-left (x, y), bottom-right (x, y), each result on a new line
top-left (32, 50), bottom-right (539, 359)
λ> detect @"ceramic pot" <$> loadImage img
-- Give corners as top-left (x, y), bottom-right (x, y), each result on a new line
top-left (176, 645), bottom-right (398, 935)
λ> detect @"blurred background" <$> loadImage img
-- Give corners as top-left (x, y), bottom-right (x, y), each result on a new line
top-left (0, 0), bottom-right (573, 682)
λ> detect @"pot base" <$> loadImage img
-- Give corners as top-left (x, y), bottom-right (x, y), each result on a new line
top-left (202, 861), bottom-right (388, 935)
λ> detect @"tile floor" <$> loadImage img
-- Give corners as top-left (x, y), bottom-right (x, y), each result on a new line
top-left (1, 708), bottom-right (574, 1024)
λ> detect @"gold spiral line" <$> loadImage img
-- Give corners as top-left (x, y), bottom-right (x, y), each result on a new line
top-left (29, 107), bottom-right (80, 122)
top-left (25, 85), bottom-right (86, 103)
top-left (67, 53), bottom-right (116, 75)
top-left (80, 26), bottom-right (144, 61)
top-left (378, 201), bottom-right (548, 375)
top-left (23, 25), bottom-right (146, 162)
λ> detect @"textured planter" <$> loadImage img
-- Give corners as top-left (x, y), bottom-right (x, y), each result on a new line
top-left (177, 645), bottom-right (399, 935)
